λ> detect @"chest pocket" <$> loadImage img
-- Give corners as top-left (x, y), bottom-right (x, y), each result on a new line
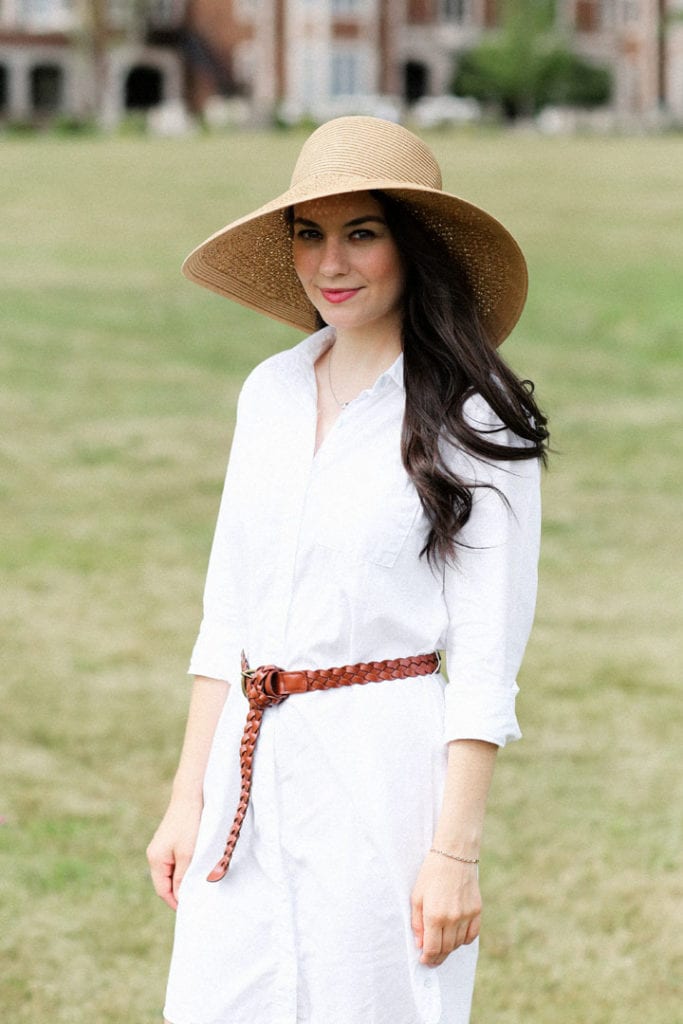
top-left (310, 441), bottom-right (421, 569)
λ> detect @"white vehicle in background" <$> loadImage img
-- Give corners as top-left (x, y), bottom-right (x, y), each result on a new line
top-left (278, 94), bottom-right (403, 126)
top-left (410, 95), bottom-right (481, 128)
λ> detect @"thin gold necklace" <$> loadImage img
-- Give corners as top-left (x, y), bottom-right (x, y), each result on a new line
top-left (327, 350), bottom-right (350, 408)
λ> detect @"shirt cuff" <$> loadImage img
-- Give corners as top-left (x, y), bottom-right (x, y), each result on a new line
top-left (443, 682), bottom-right (522, 748)
top-left (187, 615), bottom-right (242, 686)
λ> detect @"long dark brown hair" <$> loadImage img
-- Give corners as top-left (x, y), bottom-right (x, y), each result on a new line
top-left (287, 196), bottom-right (549, 563)
top-left (376, 191), bottom-right (549, 564)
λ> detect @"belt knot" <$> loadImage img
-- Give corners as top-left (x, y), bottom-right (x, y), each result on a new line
top-left (241, 664), bottom-right (287, 709)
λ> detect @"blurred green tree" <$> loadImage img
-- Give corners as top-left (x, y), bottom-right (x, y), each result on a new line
top-left (452, 0), bottom-right (611, 120)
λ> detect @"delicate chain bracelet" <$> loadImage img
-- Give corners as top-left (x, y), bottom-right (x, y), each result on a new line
top-left (430, 847), bottom-right (480, 865)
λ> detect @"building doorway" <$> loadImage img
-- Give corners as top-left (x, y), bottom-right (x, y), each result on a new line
top-left (30, 64), bottom-right (64, 113)
top-left (125, 65), bottom-right (163, 109)
top-left (0, 65), bottom-right (8, 115)
top-left (404, 61), bottom-right (429, 104)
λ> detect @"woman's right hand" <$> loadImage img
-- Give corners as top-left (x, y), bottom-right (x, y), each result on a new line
top-left (146, 795), bottom-right (203, 911)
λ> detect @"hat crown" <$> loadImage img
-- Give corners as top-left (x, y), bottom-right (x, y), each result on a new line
top-left (290, 116), bottom-right (443, 191)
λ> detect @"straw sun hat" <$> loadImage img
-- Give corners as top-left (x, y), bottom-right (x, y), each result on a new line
top-left (182, 116), bottom-right (528, 346)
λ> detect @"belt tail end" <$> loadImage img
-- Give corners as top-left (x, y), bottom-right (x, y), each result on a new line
top-left (206, 860), bottom-right (229, 883)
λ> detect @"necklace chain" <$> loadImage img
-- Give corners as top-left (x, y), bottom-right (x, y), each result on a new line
top-left (327, 350), bottom-right (350, 409)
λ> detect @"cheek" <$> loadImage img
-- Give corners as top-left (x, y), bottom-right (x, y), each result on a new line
top-left (376, 250), bottom-right (405, 300)
top-left (366, 241), bottom-right (403, 284)
top-left (292, 245), bottom-right (317, 287)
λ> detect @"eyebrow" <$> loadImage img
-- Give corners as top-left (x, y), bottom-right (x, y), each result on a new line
top-left (292, 215), bottom-right (387, 229)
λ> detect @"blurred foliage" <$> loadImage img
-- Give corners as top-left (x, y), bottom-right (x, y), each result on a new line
top-left (452, 0), bottom-right (611, 119)
top-left (537, 47), bottom-right (612, 108)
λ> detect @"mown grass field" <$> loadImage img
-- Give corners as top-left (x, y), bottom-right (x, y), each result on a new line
top-left (1, 127), bottom-right (681, 1023)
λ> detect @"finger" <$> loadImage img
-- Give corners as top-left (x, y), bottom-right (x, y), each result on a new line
top-left (150, 858), bottom-right (179, 911)
top-left (410, 894), bottom-right (424, 949)
top-left (157, 871), bottom-right (179, 911)
top-left (452, 919), bottom-right (470, 951)
top-left (164, 890), bottom-right (179, 912)
top-left (441, 922), bottom-right (461, 957)
top-left (464, 913), bottom-right (481, 946)
top-left (420, 921), bottom-right (443, 966)
top-left (439, 915), bottom-right (480, 961)
top-left (429, 920), bottom-right (468, 965)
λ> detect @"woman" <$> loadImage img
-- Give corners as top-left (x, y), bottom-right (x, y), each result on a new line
top-left (147, 116), bottom-right (548, 1024)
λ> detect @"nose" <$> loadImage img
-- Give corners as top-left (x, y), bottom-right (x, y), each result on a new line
top-left (318, 236), bottom-right (349, 277)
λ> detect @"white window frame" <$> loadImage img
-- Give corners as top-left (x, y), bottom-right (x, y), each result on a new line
top-left (442, 0), bottom-right (467, 23)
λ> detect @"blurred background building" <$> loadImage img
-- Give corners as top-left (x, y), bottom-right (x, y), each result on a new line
top-left (0, 0), bottom-right (681, 128)
top-left (0, 0), bottom-right (185, 126)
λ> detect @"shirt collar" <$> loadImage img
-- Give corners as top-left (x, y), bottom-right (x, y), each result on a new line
top-left (384, 352), bottom-right (404, 392)
top-left (293, 327), bottom-right (405, 395)
top-left (296, 326), bottom-right (336, 366)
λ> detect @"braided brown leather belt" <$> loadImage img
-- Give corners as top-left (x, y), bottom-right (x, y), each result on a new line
top-left (206, 649), bottom-right (441, 882)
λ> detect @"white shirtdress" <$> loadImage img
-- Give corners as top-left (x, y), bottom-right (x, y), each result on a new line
top-left (163, 327), bottom-right (541, 1024)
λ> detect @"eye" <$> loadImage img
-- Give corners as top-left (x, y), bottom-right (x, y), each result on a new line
top-left (295, 228), bottom-right (322, 241)
top-left (349, 228), bottom-right (376, 241)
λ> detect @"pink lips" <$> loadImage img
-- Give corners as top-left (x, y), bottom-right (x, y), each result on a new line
top-left (319, 288), bottom-right (360, 304)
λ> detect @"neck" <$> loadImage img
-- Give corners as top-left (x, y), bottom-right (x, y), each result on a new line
top-left (321, 323), bottom-right (402, 411)
top-left (329, 321), bottom-right (402, 374)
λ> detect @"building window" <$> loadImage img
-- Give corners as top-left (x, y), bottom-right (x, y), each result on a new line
top-left (300, 53), bottom-right (316, 104)
top-left (148, 0), bottom-right (177, 22)
top-left (576, 0), bottom-right (603, 32)
top-left (19, 0), bottom-right (72, 25)
top-left (442, 0), bottom-right (466, 21)
top-left (331, 51), bottom-right (360, 96)
top-left (332, 0), bottom-right (360, 12)
top-left (20, 0), bottom-right (48, 15)
top-left (30, 63), bottom-right (64, 112)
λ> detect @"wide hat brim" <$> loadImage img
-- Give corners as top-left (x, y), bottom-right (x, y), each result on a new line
top-left (182, 123), bottom-right (528, 347)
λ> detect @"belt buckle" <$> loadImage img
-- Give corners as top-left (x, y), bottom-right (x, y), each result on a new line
top-left (241, 666), bottom-right (255, 697)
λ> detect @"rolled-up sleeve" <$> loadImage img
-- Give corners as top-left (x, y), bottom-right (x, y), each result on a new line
top-left (442, 398), bottom-right (542, 747)
top-left (188, 391), bottom-right (249, 685)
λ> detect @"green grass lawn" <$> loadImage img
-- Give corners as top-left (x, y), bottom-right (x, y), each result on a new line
top-left (1, 128), bottom-right (681, 1023)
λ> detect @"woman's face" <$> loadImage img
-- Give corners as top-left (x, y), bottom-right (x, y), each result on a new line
top-left (291, 192), bottom-right (405, 338)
